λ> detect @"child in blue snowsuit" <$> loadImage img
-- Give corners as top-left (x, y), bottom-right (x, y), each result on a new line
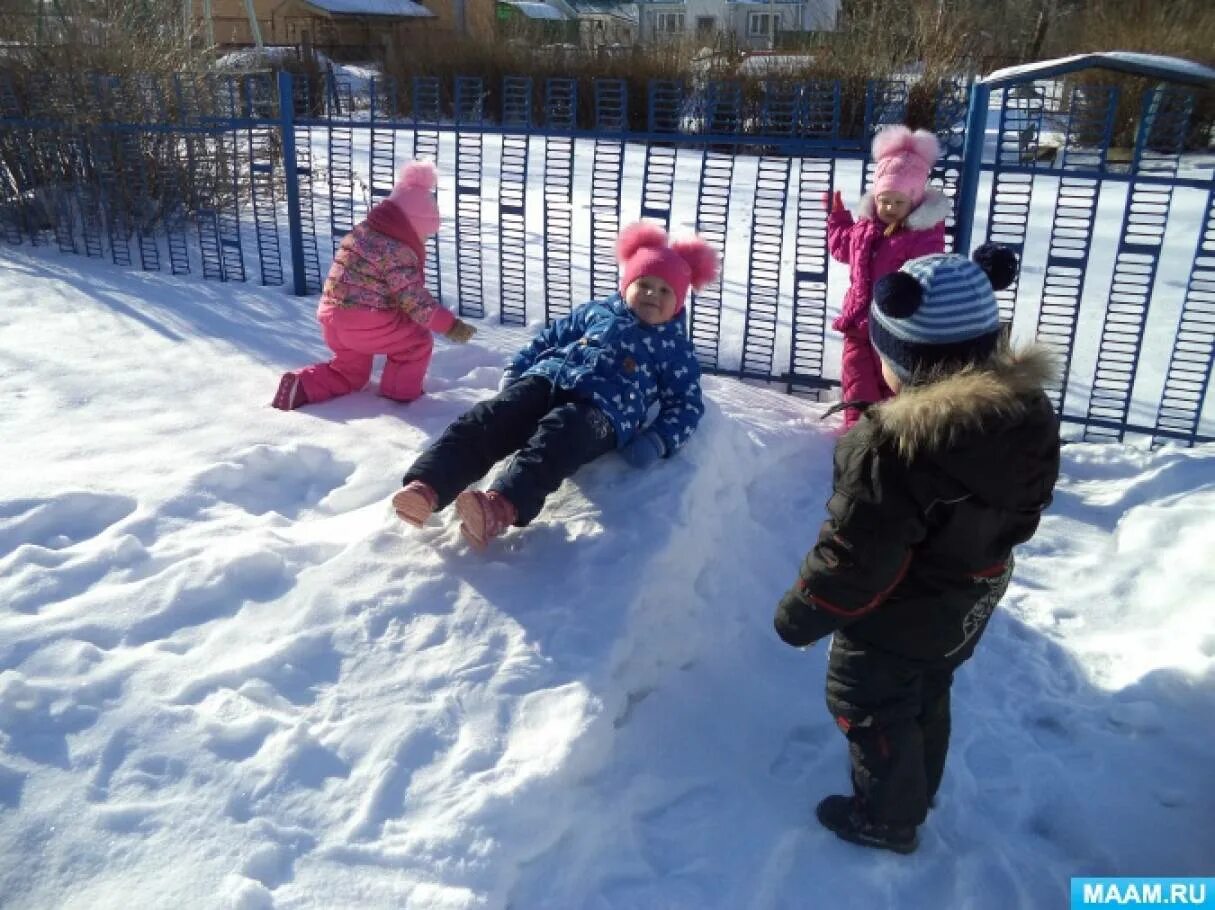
top-left (391, 222), bottom-right (719, 549)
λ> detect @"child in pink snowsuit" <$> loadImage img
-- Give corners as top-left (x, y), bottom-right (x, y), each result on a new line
top-left (828, 126), bottom-right (949, 428)
top-left (272, 160), bottom-right (476, 410)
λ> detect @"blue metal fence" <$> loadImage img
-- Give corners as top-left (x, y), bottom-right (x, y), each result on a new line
top-left (1, 57), bottom-right (1213, 445)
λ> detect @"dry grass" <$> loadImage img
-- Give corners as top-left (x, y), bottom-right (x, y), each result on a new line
top-left (2, 0), bottom-right (208, 82)
top-left (380, 37), bottom-right (688, 132)
top-left (378, 3), bottom-right (985, 140)
top-left (1046, 0), bottom-right (1214, 66)
top-left (0, 5), bottom-right (238, 242)
top-left (1047, 0), bottom-right (1215, 150)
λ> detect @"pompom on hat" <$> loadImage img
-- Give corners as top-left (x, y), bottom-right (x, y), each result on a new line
top-left (386, 160), bottom-right (441, 238)
top-left (871, 125), bottom-right (940, 206)
top-left (617, 222), bottom-right (720, 313)
top-left (869, 243), bottom-right (1018, 381)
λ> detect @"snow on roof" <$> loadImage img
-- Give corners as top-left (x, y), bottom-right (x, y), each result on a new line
top-left (212, 47), bottom-right (381, 91)
top-left (214, 46), bottom-right (310, 69)
top-left (984, 52), bottom-right (1215, 88)
top-left (572, 0), bottom-right (638, 21)
top-left (302, 0), bottom-right (432, 16)
top-left (501, 0), bottom-right (572, 19)
top-left (737, 53), bottom-right (816, 76)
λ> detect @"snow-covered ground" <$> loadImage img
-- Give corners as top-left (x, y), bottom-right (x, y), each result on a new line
top-left (1, 220), bottom-right (1213, 908)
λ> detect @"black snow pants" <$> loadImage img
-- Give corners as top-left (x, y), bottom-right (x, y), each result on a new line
top-left (403, 375), bottom-right (617, 525)
top-left (825, 633), bottom-right (969, 828)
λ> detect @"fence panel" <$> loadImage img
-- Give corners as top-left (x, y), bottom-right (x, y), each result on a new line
top-left (686, 80), bottom-right (740, 372)
top-left (1, 66), bottom-right (1211, 446)
top-left (590, 80), bottom-right (626, 302)
top-left (787, 81), bottom-right (842, 399)
top-left (411, 77), bottom-right (443, 300)
top-left (454, 76), bottom-right (485, 320)
top-left (542, 78), bottom-right (577, 324)
top-left (1153, 183), bottom-right (1215, 445)
top-left (497, 77), bottom-right (531, 327)
top-left (1084, 86), bottom-right (1191, 442)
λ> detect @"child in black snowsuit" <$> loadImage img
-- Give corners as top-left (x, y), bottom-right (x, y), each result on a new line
top-left (773, 244), bottom-right (1060, 854)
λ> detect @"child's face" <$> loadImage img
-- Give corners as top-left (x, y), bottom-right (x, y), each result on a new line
top-left (625, 276), bottom-right (679, 325)
top-left (875, 191), bottom-right (912, 225)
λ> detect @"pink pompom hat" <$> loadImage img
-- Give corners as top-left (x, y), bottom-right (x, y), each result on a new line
top-left (386, 159), bottom-right (441, 237)
top-left (871, 126), bottom-right (940, 206)
top-left (617, 222), bottom-right (720, 313)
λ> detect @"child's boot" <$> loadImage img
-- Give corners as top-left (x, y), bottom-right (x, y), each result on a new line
top-left (454, 490), bottom-right (517, 550)
top-left (272, 372), bottom-right (308, 410)
top-left (392, 480), bottom-right (439, 528)
top-left (815, 795), bottom-right (918, 854)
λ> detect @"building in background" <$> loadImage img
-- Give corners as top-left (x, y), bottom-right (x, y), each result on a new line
top-left (569, 0), bottom-right (639, 49)
top-left (496, 0), bottom-right (578, 45)
top-left (636, 0), bottom-right (837, 49)
top-left (188, 0), bottom-right (496, 58)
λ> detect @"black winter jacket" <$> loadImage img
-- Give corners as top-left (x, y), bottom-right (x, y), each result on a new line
top-left (774, 345), bottom-right (1061, 662)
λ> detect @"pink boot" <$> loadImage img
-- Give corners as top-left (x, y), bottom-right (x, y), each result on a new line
top-left (272, 372), bottom-right (308, 410)
top-left (392, 480), bottom-right (439, 528)
top-left (455, 490), bottom-right (517, 550)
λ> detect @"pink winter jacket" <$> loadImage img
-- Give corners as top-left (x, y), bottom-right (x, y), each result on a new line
top-left (827, 188), bottom-right (950, 336)
top-left (318, 221), bottom-right (456, 336)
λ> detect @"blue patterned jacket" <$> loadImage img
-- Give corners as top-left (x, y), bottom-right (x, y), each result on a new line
top-left (505, 295), bottom-right (705, 455)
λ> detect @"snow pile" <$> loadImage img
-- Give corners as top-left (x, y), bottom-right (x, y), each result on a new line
top-left (0, 241), bottom-right (1211, 909)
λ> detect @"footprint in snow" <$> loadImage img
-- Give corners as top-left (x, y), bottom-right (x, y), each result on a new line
top-left (636, 786), bottom-right (721, 875)
top-left (769, 725), bottom-right (833, 781)
top-left (187, 444), bottom-right (354, 520)
top-left (0, 671), bottom-right (100, 768)
top-left (0, 491), bottom-right (136, 557)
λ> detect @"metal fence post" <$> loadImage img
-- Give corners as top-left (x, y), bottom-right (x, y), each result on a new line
top-left (277, 70), bottom-right (307, 296)
top-left (953, 79), bottom-right (990, 255)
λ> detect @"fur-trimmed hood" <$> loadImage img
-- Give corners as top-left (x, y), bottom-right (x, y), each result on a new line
top-left (789, 342), bottom-right (1061, 663)
top-left (855, 187), bottom-right (952, 231)
top-left (871, 343), bottom-right (1059, 460)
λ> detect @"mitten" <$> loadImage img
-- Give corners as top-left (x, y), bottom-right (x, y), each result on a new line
top-left (774, 589), bottom-right (825, 648)
top-left (445, 319), bottom-right (476, 344)
top-left (621, 431), bottom-right (665, 469)
top-left (832, 310), bottom-right (870, 337)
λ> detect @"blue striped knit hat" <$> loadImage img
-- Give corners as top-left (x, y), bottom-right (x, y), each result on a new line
top-left (869, 244), bottom-right (1018, 382)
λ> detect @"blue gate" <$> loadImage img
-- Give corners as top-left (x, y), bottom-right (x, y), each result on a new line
top-left (954, 55), bottom-right (1215, 445)
top-left (1, 55), bottom-right (1212, 445)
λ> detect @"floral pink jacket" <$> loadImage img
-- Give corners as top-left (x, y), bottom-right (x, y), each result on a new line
top-left (319, 222), bottom-right (456, 335)
top-left (828, 188), bottom-right (950, 336)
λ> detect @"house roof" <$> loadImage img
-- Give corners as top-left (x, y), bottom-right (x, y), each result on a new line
top-left (500, 0), bottom-right (572, 19)
top-left (300, 0), bottom-right (433, 17)
top-left (580, 8), bottom-right (638, 22)
top-left (571, 0), bottom-right (638, 20)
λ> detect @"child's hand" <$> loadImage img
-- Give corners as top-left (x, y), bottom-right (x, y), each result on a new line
top-left (774, 589), bottom-right (824, 648)
top-left (621, 431), bottom-right (665, 469)
top-left (445, 319), bottom-right (477, 344)
top-left (822, 190), bottom-right (845, 214)
top-left (832, 313), bottom-right (868, 337)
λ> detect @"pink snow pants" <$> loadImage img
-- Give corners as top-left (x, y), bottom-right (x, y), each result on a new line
top-left (840, 331), bottom-right (893, 429)
top-left (298, 305), bottom-right (433, 404)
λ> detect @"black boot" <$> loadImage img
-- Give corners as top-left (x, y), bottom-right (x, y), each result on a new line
top-left (815, 795), bottom-right (919, 855)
